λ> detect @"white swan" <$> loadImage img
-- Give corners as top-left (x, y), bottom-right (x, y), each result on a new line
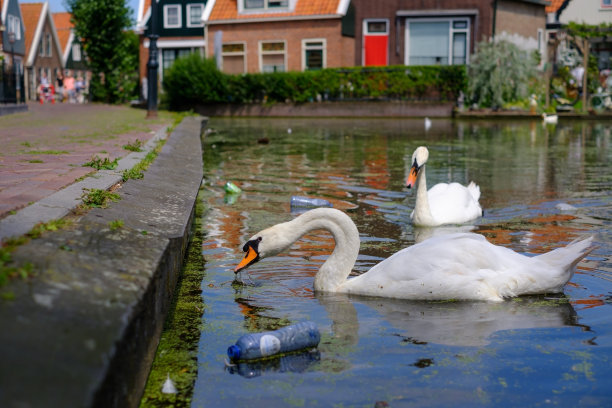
top-left (234, 208), bottom-right (593, 302)
top-left (406, 146), bottom-right (482, 227)
top-left (542, 113), bottom-right (558, 124)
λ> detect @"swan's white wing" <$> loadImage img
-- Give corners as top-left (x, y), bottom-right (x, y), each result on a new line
top-left (427, 182), bottom-right (482, 225)
top-left (340, 233), bottom-right (555, 301)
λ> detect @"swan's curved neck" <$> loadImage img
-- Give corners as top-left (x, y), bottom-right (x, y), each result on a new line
top-left (283, 209), bottom-right (360, 292)
top-left (413, 164), bottom-right (435, 226)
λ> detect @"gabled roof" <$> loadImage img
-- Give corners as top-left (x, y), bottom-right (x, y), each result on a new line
top-left (204, 0), bottom-right (350, 24)
top-left (52, 12), bottom-right (74, 65)
top-left (545, 0), bottom-right (565, 13)
top-left (20, 2), bottom-right (62, 66)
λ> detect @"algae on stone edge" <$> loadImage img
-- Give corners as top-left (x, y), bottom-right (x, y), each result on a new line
top-left (139, 191), bottom-right (206, 408)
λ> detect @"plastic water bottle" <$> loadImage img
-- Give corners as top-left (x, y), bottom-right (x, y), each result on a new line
top-left (290, 196), bottom-right (332, 208)
top-left (224, 181), bottom-right (242, 194)
top-left (227, 321), bottom-right (321, 361)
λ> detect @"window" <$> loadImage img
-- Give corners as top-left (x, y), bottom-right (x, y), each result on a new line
top-left (7, 15), bottom-right (21, 40)
top-left (162, 48), bottom-right (199, 76)
top-left (46, 33), bottom-right (52, 57)
top-left (222, 42), bottom-right (246, 74)
top-left (72, 43), bottom-right (82, 62)
top-left (164, 4), bottom-right (182, 28)
top-left (187, 4), bottom-right (204, 27)
top-left (260, 41), bottom-right (286, 73)
top-left (602, 0), bottom-right (611, 8)
top-left (38, 38), bottom-right (44, 57)
top-left (302, 39), bottom-right (326, 71)
top-left (405, 18), bottom-right (470, 65)
top-left (244, 0), bottom-right (288, 10)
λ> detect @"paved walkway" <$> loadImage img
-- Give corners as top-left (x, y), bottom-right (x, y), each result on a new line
top-left (0, 102), bottom-right (170, 219)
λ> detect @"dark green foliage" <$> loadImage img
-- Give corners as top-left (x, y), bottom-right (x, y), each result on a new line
top-left (67, 0), bottom-right (138, 103)
top-left (163, 62), bottom-right (466, 108)
top-left (162, 54), bottom-right (228, 110)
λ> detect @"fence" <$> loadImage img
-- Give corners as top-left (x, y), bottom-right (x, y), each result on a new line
top-left (0, 60), bottom-right (25, 104)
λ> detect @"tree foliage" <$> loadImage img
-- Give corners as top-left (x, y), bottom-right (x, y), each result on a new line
top-left (66, 0), bottom-right (137, 103)
top-left (467, 40), bottom-right (538, 108)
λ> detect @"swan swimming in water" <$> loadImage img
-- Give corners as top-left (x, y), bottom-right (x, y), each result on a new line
top-left (235, 208), bottom-right (593, 302)
top-left (406, 146), bottom-right (483, 227)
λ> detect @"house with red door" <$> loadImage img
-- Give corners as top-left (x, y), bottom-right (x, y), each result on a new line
top-left (350, 0), bottom-right (549, 68)
top-left (201, 0), bottom-right (354, 74)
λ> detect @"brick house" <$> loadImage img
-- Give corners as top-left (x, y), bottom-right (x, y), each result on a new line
top-left (1, 0), bottom-right (26, 103)
top-left (136, 0), bottom-right (207, 97)
top-left (20, 2), bottom-right (63, 101)
top-left (202, 0), bottom-right (354, 74)
top-left (52, 12), bottom-right (89, 87)
top-left (350, 0), bottom-right (548, 67)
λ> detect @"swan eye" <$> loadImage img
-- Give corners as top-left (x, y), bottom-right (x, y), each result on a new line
top-left (257, 237), bottom-right (262, 242)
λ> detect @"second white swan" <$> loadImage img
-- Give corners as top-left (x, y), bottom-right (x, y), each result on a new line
top-left (234, 208), bottom-right (593, 302)
top-left (406, 146), bottom-right (482, 227)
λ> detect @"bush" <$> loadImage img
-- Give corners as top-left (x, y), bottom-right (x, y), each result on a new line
top-left (467, 40), bottom-right (538, 108)
top-left (162, 54), bottom-right (227, 110)
top-left (163, 61), bottom-right (466, 107)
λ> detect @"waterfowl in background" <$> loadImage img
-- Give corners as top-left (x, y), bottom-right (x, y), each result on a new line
top-left (406, 146), bottom-right (482, 227)
top-left (234, 208), bottom-right (593, 302)
top-left (542, 113), bottom-right (558, 125)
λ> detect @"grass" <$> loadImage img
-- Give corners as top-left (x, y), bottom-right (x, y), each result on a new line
top-left (122, 138), bottom-right (166, 182)
top-left (27, 159), bottom-right (44, 163)
top-left (83, 156), bottom-right (119, 170)
top-left (123, 139), bottom-right (143, 152)
top-left (80, 188), bottom-right (120, 209)
top-left (108, 219), bottom-right (124, 231)
top-left (26, 150), bottom-right (69, 155)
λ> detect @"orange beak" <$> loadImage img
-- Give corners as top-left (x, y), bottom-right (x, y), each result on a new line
top-left (406, 165), bottom-right (419, 189)
top-left (235, 245), bottom-right (259, 273)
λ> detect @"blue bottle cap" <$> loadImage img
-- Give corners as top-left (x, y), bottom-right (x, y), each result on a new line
top-left (227, 345), bottom-right (241, 360)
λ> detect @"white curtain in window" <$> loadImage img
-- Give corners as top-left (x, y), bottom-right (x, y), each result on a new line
top-left (409, 21), bottom-right (449, 65)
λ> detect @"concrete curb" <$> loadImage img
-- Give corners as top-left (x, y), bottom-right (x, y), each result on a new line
top-left (0, 116), bottom-right (206, 408)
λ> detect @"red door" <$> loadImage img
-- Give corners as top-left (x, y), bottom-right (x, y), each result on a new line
top-left (363, 19), bottom-right (389, 66)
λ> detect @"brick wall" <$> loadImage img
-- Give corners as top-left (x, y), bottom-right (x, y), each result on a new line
top-left (497, 0), bottom-right (546, 41)
top-left (206, 18), bottom-right (355, 73)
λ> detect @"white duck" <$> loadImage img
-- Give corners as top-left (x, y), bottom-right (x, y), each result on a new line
top-left (406, 146), bottom-right (482, 227)
top-left (234, 208), bottom-right (593, 302)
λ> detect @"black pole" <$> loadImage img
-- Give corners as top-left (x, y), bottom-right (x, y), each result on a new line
top-left (146, 0), bottom-right (159, 118)
top-left (492, 0), bottom-right (498, 40)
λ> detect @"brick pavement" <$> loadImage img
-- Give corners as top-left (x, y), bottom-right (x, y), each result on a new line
top-left (0, 103), bottom-right (170, 219)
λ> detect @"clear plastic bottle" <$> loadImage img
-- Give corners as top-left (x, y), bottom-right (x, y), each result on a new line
top-left (227, 321), bottom-right (321, 361)
top-left (290, 196), bottom-right (332, 208)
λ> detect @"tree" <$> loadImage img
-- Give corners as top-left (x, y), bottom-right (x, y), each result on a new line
top-left (467, 39), bottom-right (538, 109)
top-left (66, 0), bottom-right (136, 103)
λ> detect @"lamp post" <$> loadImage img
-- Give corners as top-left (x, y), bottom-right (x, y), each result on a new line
top-left (146, 0), bottom-right (159, 118)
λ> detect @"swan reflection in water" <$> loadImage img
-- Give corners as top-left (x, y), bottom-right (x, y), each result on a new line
top-left (226, 291), bottom-right (580, 377)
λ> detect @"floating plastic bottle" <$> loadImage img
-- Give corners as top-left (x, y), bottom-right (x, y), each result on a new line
top-left (227, 321), bottom-right (321, 362)
top-left (227, 349), bottom-right (321, 378)
top-left (224, 181), bottom-right (242, 194)
top-left (290, 196), bottom-right (332, 208)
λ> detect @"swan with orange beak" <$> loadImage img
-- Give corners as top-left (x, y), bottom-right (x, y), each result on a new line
top-left (406, 146), bottom-right (483, 227)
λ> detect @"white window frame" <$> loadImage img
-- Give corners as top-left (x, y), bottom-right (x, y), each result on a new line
top-left (72, 43), bottom-right (82, 62)
top-left (301, 38), bottom-right (326, 71)
top-left (259, 40), bottom-right (287, 73)
top-left (404, 17), bottom-right (470, 66)
top-left (241, 0), bottom-right (289, 12)
top-left (187, 4), bottom-right (204, 27)
top-left (221, 41), bottom-right (247, 74)
top-left (46, 33), bottom-right (52, 57)
top-left (163, 4), bottom-right (182, 29)
top-left (7, 15), bottom-right (21, 40)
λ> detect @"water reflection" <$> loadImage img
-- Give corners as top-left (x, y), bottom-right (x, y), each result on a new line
top-left (226, 350), bottom-right (321, 379)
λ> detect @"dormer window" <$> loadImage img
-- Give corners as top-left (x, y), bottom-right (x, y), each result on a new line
top-left (164, 4), bottom-right (182, 28)
top-left (244, 0), bottom-right (289, 10)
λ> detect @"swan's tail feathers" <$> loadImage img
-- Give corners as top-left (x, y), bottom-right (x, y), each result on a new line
top-left (467, 181), bottom-right (481, 202)
top-left (537, 236), bottom-right (595, 271)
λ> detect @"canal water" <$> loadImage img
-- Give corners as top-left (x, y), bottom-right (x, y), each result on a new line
top-left (192, 118), bottom-right (611, 407)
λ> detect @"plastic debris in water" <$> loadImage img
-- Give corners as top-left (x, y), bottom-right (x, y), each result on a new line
top-left (290, 196), bottom-right (332, 208)
top-left (224, 181), bottom-right (242, 194)
top-left (162, 374), bottom-right (177, 394)
top-left (555, 203), bottom-right (577, 211)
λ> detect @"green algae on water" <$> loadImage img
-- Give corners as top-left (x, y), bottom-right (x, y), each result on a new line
top-left (139, 191), bottom-right (206, 407)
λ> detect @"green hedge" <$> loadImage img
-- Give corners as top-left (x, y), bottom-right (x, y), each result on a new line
top-left (163, 55), bottom-right (466, 110)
